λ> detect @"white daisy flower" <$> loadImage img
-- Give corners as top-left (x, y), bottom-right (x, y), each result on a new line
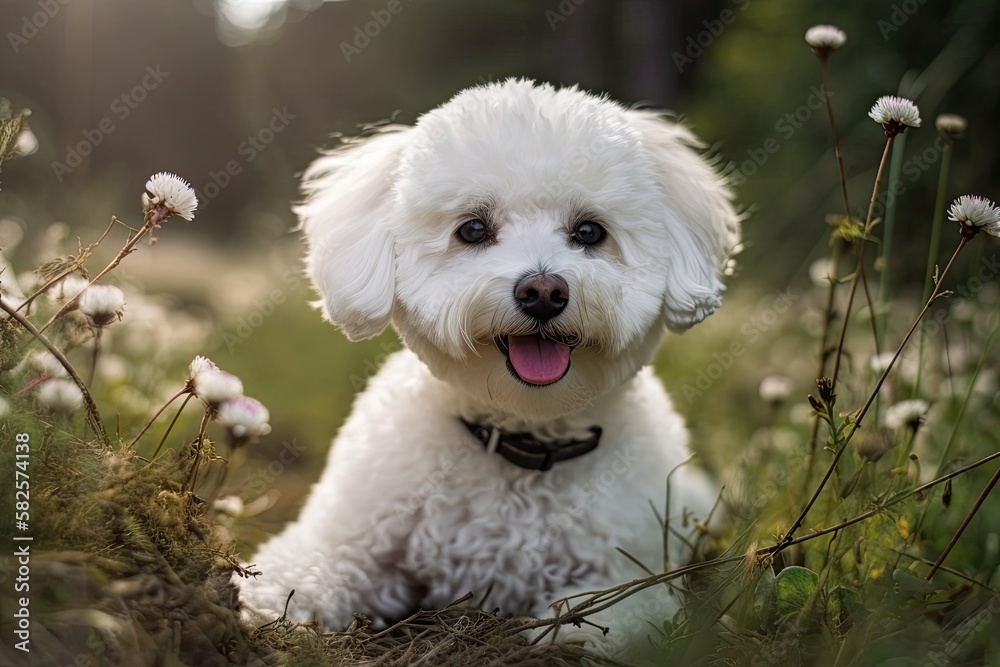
top-left (869, 96), bottom-right (921, 135)
top-left (78, 284), bottom-right (126, 327)
top-left (36, 378), bottom-right (83, 412)
top-left (884, 399), bottom-right (929, 433)
top-left (759, 376), bottom-right (794, 404)
top-left (947, 195), bottom-right (1000, 237)
top-left (935, 113), bottom-right (967, 140)
top-left (216, 396), bottom-right (271, 440)
top-left (145, 172), bottom-right (198, 221)
top-left (805, 25), bottom-right (846, 52)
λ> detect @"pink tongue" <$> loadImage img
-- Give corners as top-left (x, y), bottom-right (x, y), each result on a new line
top-left (507, 334), bottom-right (572, 385)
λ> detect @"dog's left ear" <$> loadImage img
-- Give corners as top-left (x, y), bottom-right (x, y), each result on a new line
top-left (297, 127), bottom-right (410, 341)
top-left (627, 111), bottom-right (741, 331)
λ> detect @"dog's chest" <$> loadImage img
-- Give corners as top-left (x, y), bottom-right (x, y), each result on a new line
top-left (399, 454), bottom-right (630, 614)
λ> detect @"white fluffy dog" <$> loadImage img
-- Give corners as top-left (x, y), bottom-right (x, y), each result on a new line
top-left (239, 79), bottom-right (740, 652)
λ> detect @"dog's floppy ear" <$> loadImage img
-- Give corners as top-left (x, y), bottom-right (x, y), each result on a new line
top-left (298, 127), bottom-right (410, 341)
top-left (627, 111), bottom-right (740, 331)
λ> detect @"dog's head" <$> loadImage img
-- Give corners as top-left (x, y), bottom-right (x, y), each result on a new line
top-left (300, 79), bottom-right (739, 420)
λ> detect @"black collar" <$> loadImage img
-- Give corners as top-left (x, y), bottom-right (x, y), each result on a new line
top-left (461, 419), bottom-right (602, 471)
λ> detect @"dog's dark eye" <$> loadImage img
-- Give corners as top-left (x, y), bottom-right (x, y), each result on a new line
top-left (457, 219), bottom-right (489, 244)
top-left (572, 221), bottom-right (606, 247)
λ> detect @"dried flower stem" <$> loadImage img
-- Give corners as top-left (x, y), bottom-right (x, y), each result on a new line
top-left (150, 393), bottom-right (195, 462)
top-left (37, 209), bottom-right (169, 335)
top-left (127, 386), bottom-right (190, 451)
top-left (925, 464), bottom-right (1000, 581)
top-left (518, 447), bottom-right (1000, 638)
top-left (184, 408), bottom-right (213, 492)
top-left (914, 143), bottom-right (955, 394)
top-left (783, 236), bottom-right (969, 544)
top-left (17, 218), bottom-right (117, 312)
top-left (0, 296), bottom-right (109, 446)
top-left (830, 136), bottom-right (896, 388)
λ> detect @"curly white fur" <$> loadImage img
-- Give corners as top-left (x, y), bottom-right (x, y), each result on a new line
top-left (238, 79), bottom-right (740, 655)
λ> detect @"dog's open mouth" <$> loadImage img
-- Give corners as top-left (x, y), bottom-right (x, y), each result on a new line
top-left (497, 333), bottom-right (578, 386)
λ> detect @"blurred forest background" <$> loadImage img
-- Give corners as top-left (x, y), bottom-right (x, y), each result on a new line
top-left (2, 0), bottom-right (999, 537)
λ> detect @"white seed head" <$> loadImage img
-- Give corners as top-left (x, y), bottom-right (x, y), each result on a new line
top-left (36, 378), bottom-right (83, 412)
top-left (869, 96), bottom-right (922, 132)
top-left (759, 376), bottom-right (794, 404)
top-left (192, 367), bottom-right (244, 404)
top-left (869, 352), bottom-right (895, 376)
top-left (78, 284), bottom-right (126, 326)
top-left (947, 195), bottom-right (1000, 237)
top-left (30, 350), bottom-right (68, 378)
top-left (189, 355), bottom-right (219, 378)
top-left (884, 399), bottom-right (929, 432)
top-left (935, 113), bottom-right (967, 139)
top-left (216, 396), bottom-right (271, 439)
top-left (145, 172), bottom-right (198, 221)
top-left (805, 25), bottom-right (846, 51)
top-left (49, 274), bottom-right (91, 304)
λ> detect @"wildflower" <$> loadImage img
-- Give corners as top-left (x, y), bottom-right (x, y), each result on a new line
top-left (759, 376), bottom-right (794, 404)
top-left (48, 274), bottom-right (91, 304)
top-left (808, 258), bottom-right (836, 288)
top-left (947, 195), bottom-right (1000, 238)
top-left (935, 113), bottom-right (967, 143)
top-left (213, 495), bottom-right (245, 517)
top-left (869, 352), bottom-right (895, 376)
top-left (144, 172), bottom-right (197, 222)
top-left (884, 399), bottom-right (929, 435)
top-left (216, 396), bottom-right (271, 442)
top-left (856, 428), bottom-right (895, 463)
top-left (30, 350), bottom-right (68, 378)
top-left (188, 355), bottom-right (243, 404)
top-left (869, 96), bottom-right (921, 137)
top-left (36, 378), bottom-right (83, 412)
top-left (804, 25), bottom-right (846, 59)
top-left (78, 284), bottom-right (125, 327)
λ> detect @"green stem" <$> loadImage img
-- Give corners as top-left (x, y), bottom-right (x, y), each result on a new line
top-left (876, 134), bottom-right (907, 346)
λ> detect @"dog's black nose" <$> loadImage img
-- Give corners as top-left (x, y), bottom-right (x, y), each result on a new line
top-left (515, 274), bottom-right (569, 322)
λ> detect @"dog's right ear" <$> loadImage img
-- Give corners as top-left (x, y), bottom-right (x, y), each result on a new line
top-left (297, 127), bottom-right (410, 341)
